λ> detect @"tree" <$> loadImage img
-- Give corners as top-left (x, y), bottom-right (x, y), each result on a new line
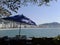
top-left (0, 0), bottom-right (57, 17)
top-left (0, 6), bottom-right (11, 17)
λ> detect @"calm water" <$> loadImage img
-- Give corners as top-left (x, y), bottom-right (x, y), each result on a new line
top-left (0, 28), bottom-right (60, 38)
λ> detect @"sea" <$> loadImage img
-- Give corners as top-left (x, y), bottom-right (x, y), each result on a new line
top-left (0, 28), bottom-right (60, 38)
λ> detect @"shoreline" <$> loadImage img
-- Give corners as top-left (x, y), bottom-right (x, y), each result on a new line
top-left (0, 28), bottom-right (60, 30)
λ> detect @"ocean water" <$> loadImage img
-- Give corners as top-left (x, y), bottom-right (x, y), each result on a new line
top-left (0, 28), bottom-right (60, 38)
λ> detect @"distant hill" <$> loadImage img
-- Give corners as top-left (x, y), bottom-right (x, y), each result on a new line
top-left (39, 22), bottom-right (60, 28)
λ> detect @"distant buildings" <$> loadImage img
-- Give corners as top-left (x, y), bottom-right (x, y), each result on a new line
top-left (0, 19), bottom-right (36, 29)
top-left (0, 18), bottom-right (60, 29)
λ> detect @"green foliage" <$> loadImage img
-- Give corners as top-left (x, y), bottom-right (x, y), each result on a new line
top-left (53, 35), bottom-right (60, 40)
top-left (0, 0), bottom-right (56, 13)
top-left (53, 35), bottom-right (60, 45)
top-left (0, 6), bottom-right (11, 17)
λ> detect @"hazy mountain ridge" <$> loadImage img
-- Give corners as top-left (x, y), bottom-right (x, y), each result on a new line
top-left (39, 22), bottom-right (60, 28)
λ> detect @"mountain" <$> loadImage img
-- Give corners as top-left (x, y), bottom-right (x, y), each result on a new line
top-left (39, 22), bottom-right (60, 28)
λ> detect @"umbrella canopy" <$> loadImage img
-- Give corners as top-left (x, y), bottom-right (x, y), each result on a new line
top-left (2, 14), bottom-right (36, 25)
top-left (1, 14), bottom-right (36, 37)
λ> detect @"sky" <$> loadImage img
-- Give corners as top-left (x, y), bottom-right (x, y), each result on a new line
top-left (12, 0), bottom-right (60, 25)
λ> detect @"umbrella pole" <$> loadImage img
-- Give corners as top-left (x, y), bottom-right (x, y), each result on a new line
top-left (19, 23), bottom-right (21, 37)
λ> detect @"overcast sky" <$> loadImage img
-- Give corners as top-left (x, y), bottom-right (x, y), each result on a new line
top-left (12, 0), bottom-right (60, 25)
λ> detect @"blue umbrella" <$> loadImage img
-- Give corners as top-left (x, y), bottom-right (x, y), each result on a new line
top-left (2, 14), bottom-right (36, 36)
